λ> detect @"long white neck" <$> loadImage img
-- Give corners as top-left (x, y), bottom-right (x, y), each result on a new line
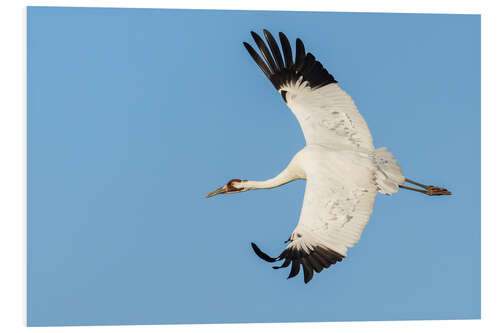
top-left (242, 166), bottom-right (302, 190)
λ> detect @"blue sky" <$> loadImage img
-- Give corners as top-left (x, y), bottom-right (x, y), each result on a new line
top-left (27, 7), bottom-right (480, 326)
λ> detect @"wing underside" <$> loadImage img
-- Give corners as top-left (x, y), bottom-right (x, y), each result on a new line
top-left (251, 156), bottom-right (377, 283)
top-left (244, 30), bottom-right (374, 151)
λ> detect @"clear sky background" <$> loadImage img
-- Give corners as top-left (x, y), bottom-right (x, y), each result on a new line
top-left (27, 7), bottom-right (480, 326)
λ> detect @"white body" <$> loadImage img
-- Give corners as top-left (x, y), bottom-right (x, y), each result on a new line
top-left (238, 83), bottom-right (405, 257)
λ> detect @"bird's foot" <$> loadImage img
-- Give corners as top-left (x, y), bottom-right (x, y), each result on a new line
top-left (425, 186), bottom-right (451, 196)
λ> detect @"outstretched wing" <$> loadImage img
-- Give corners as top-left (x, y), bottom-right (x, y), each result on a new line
top-left (252, 154), bottom-right (377, 283)
top-left (243, 30), bottom-right (374, 151)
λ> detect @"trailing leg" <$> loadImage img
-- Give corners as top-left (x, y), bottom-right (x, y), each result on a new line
top-left (399, 178), bottom-right (451, 196)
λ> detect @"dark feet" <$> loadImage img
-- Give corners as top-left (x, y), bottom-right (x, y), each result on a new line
top-left (400, 179), bottom-right (452, 196)
top-left (425, 186), bottom-right (451, 196)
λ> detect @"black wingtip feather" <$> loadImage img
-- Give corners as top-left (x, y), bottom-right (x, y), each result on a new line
top-left (263, 29), bottom-right (284, 71)
top-left (252, 240), bottom-right (346, 283)
top-left (295, 38), bottom-right (306, 67)
top-left (272, 257), bottom-right (291, 270)
top-left (244, 31), bottom-right (337, 94)
top-left (307, 254), bottom-right (323, 273)
top-left (251, 242), bottom-right (277, 263)
top-left (301, 258), bottom-right (314, 284)
top-left (279, 32), bottom-right (293, 69)
top-left (243, 41), bottom-right (276, 87)
top-left (311, 251), bottom-right (330, 269)
top-left (251, 31), bottom-right (278, 74)
top-left (287, 260), bottom-right (300, 279)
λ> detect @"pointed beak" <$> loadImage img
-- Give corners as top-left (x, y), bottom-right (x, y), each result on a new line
top-left (205, 185), bottom-right (228, 198)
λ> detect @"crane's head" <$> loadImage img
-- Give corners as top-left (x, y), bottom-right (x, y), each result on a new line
top-left (205, 179), bottom-right (248, 198)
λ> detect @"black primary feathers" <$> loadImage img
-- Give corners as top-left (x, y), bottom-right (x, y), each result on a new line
top-left (251, 242), bottom-right (345, 284)
top-left (245, 30), bottom-right (342, 284)
top-left (243, 30), bottom-right (338, 101)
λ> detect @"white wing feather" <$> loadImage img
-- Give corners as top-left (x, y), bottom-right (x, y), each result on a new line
top-left (291, 163), bottom-right (377, 258)
top-left (283, 80), bottom-right (374, 152)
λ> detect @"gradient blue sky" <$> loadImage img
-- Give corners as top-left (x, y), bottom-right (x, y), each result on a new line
top-left (27, 7), bottom-right (480, 326)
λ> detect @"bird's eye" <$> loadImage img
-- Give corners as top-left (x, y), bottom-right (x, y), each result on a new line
top-left (226, 179), bottom-right (242, 192)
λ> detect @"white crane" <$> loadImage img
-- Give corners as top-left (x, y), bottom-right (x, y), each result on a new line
top-left (206, 30), bottom-right (451, 284)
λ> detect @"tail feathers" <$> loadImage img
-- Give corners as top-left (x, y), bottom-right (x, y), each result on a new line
top-left (373, 147), bottom-right (405, 195)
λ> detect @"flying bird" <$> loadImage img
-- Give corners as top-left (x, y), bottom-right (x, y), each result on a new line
top-left (206, 30), bottom-right (451, 284)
